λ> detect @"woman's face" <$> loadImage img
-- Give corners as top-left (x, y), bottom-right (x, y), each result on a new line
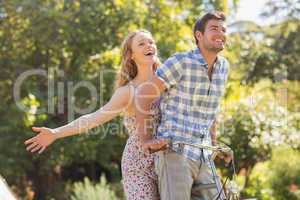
top-left (131, 32), bottom-right (157, 67)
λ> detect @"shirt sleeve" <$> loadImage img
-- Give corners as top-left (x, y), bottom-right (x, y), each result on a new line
top-left (155, 54), bottom-right (184, 90)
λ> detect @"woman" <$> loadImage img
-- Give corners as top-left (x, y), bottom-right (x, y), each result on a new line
top-left (24, 29), bottom-right (166, 200)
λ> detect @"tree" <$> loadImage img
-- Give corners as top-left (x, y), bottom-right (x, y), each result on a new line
top-left (0, 0), bottom-right (239, 199)
top-left (218, 80), bottom-right (300, 193)
top-left (226, 0), bottom-right (300, 82)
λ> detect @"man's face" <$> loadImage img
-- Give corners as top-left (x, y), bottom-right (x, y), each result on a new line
top-left (198, 19), bottom-right (227, 53)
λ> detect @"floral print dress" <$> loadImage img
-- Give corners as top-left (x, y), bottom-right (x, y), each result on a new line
top-left (121, 100), bottom-right (161, 200)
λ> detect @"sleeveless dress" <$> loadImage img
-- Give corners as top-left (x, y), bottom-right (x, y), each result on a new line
top-left (121, 99), bottom-right (161, 200)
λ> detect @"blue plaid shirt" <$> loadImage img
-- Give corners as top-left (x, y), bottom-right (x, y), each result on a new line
top-left (155, 48), bottom-right (229, 161)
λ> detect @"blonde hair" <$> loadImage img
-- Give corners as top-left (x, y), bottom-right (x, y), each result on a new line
top-left (116, 29), bottom-right (160, 88)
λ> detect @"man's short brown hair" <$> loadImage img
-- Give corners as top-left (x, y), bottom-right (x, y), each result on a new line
top-left (193, 11), bottom-right (226, 44)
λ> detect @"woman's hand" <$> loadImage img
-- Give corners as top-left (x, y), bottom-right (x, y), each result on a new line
top-left (24, 127), bottom-right (58, 154)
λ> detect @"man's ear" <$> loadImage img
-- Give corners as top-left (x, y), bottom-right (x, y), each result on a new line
top-left (195, 30), bottom-right (203, 42)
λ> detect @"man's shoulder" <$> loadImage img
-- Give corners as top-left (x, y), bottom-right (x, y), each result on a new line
top-left (218, 55), bottom-right (229, 65)
top-left (217, 55), bottom-right (230, 71)
top-left (162, 50), bottom-right (196, 69)
top-left (168, 51), bottom-right (190, 61)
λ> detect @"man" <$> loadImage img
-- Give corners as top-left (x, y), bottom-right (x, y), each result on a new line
top-left (135, 11), bottom-right (229, 200)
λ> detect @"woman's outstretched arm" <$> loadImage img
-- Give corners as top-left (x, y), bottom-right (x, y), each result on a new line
top-left (24, 85), bottom-right (133, 154)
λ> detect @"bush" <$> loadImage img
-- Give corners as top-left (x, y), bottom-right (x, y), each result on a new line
top-left (70, 176), bottom-right (119, 200)
top-left (245, 147), bottom-right (300, 200)
top-left (269, 147), bottom-right (300, 200)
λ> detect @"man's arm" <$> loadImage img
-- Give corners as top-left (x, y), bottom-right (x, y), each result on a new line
top-left (135, 74), bottom-right (167, 150)
top-left (136, 54), bottom-right (184, 151)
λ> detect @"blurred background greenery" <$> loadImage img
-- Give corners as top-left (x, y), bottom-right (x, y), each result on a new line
top-left (0, 0), bottom-right (299, 199)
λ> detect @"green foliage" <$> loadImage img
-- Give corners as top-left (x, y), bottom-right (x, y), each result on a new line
top-left (243, 162), bottom-right (274, 200)
top-left (245, 147), bottom-right (300, 200)
top-left (70, 176), bottom-right (118, 200)
top-left (269, 147), bottom-right (300, 200)
top-left (226, 0), bottom-right (300, 82)
top-left (0, 0), bottom-right (238, 199)
top-left (3, 1), bottom-right (300, 200)
top-left (219, 80), bottom-right (300, 194)
top-left (221, 5), bottom-right (300, 196)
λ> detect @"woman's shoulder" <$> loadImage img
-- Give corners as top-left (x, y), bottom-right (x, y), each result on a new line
top-left (113, 84), bottom-right (135, 111)
top-left (115, 84), bottom-right (135, 96)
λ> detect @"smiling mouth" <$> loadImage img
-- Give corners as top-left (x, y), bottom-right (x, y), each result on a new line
top-left (145, 52), bottom-right (155, 56)
top-left (214, 39), bottom-right (225, 44)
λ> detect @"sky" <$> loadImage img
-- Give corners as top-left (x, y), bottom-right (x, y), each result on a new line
top-left (233, 0), bottom-right (272, 25)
